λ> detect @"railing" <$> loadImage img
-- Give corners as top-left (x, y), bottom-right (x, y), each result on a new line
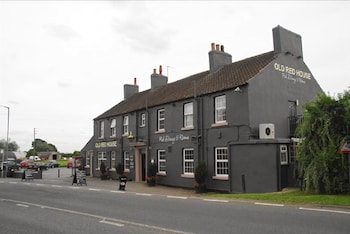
top-left (288, 115), bottom-right (303, 137)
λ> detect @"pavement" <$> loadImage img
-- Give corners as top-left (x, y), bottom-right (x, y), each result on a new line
top-left (3, 168), bottom-right (202, 198)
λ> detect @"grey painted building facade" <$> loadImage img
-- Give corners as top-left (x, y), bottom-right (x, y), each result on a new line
top-left (81, 26), bottom-right (323, 193)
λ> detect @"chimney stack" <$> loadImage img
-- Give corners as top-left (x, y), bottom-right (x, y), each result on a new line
top-left (273, 25), bottom-right (303, 59)
top-left (151, 65), bottom-right (168, 90)
top-left (208, 42), bottom-right (232, 73)
top-left (124, 78), bottom-right (139, 100)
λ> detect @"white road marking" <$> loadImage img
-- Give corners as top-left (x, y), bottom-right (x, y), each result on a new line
top-left (51, 185), bottom-right (62, 188)
top-left (136, 193), bottom-right (152, 196)
top-left (110, 190), bottom-right (125, 194)
top-left (88, 188), bottom-right (101, 191)
top-left (299, 207), bottom-right (350, 215)
top-left (100, 220), bottom-right (125, 227)
top-left (16, 203), bottom-right (29, 208)
top-left (167, 196), bottom-right (188, 200)
top-left (203, 199), bottom-right (229, 203)
top-left (9, 182), bottom-right (18, 184)
top-left (254, 202), bottom-right (284, 207)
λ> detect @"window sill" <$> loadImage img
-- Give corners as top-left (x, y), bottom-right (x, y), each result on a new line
top-left (157, 172), bottom-right (167, 176)
top-left (181, 174), bottom-right (194, 178)
top-left (181, 126), bottom-right (194, 131)
top-left (211, 121), bottom-right (228, 128)
top-left (122, 133), bottom-right (129, 137)
top-left (155, 129), bottom-right (166, 134)
top-left (212, 175), bottom-right (229, 180)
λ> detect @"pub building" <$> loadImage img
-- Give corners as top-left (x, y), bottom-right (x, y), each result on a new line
top-left (81, 26), bottom-right (323, 193)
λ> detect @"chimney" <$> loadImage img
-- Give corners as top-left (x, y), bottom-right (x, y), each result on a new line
top-left (124, 78), bottom-right (139, 100)
top-left (273, 25), bottom-right (303, 59)
top-left (151, 66), bottom-right (168, 90)
top-left (208, 43), bottom-right (232, 73)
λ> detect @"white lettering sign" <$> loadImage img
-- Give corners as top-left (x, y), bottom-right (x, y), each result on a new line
top-left (274, 62), bottom-right (312, 84)
top-left (159, 134), bottom-right (190, 143)
top-left (95, 141), bottom-right (117, 148)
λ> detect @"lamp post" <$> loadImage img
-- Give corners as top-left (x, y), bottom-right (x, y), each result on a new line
top-left (0, 105), bottom-right (10, 178)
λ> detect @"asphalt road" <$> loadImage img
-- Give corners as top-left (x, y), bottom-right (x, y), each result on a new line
top-left (1, 168), bottom-right (349, 233)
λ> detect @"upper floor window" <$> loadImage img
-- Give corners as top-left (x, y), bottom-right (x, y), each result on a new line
top-left (139, 113), bottom-right (146, 127)
top-left (99, 121), bottom-right (104, 138)
top-left (123, 116), bottom-right (129, 135)
top-left (215, 95), bottom-right (226, 123)
top-left (157, 109), bottom-right (165, 131)
top-left (184, 102), bottom-right (194, 128)
top-left (110, 119), bottom-right (116, 137)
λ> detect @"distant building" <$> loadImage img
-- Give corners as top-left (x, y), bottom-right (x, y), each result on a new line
top-left (81, 26), bottom-right (323, 193)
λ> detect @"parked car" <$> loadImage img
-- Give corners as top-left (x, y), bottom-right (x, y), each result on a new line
top-left (1, 161), bottom-right (20, 177)
top-left (20, 159), bottom-right (30, 168)
top-left (34, 162), bottom-right (48, 171)
top-left (46, 160), bottom-right (60, 168)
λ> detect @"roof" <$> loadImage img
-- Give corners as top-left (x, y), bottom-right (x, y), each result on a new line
top-left (95, 51), bottom-right (276, 120)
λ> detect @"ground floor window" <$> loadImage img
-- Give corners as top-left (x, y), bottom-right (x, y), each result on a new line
top-left (111, 151), bottom-right (116, 169)
top-left (183, 148), bottom-right (194, 175)
top-left (124, 151), bottom-right (130, 172)
top-left (215, 147), bottom-right (228, 176)
top-left (97, 151), bottom-right (107, 169)
top-left (280, 145), bottom-right (289, 165)
top-left (158, 150), bottom-right (166, 174)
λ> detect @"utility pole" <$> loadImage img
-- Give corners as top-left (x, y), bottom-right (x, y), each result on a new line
top-left (0, 105), bottom-right (10, 178)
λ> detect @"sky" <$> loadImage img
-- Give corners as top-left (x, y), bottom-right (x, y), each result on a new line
top-left (0, 1), bottom-right (349, 154)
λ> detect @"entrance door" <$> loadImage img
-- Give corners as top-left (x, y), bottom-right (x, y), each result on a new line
top-left (141, 152), bottom-right (146, 181)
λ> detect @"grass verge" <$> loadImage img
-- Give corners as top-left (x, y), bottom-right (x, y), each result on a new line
top-left (206, 188), bottom-right (350, 206)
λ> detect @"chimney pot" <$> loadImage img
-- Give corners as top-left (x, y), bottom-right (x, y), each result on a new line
top-left (134, 77), bottom-right (137, 85)
top-left (215, 44), bottom-right (220, 51)
top-left (211, 43), bottom-right (215, 51)
top-left (153, 68), bottom-right (157, 74)
top-left (221, 45), bottom-right (224, 52)
top-left (159, 65), bottom-right (163, 75)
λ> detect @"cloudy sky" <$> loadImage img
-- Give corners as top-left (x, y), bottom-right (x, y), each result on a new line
top-left (0, 1), bottom-right (349, 154)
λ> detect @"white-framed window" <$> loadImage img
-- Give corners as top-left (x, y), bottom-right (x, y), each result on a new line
top-left (111, 151), bottom-right (116, 169)
top-left (97, 151), bottom-right (107, 169)
top-left (215, 147), bottom-right (228, 176)
top-left (139, 113), bottom-right (146, 127)
top-left (158, 150), bottom-right (166, 173)
top-left (123, 116), bottom-right (129, 135)
top-left (280, 145), bottom-right (289, 165)
top-left (215, 95), bottom-right (226, 123)
top-left (157, 109), bottom-right (165, 131)
top-left (183, 148), bottom-right (194, 175)
top-left (123, 151), bottom-right (130, 171)
top-left (110, 119), bottom-right (116, 137)
top-left (99, 121), bottom-right (104, 138)
top-left (184, 102), bottom-right (194, 128)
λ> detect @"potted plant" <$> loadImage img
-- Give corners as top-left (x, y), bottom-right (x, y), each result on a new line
top-left (194, 160), bottom-right (207, 193)
top-left (146, 162), bottom-right (157, 186)
top-left (99, 162), bottom-right (108, 180)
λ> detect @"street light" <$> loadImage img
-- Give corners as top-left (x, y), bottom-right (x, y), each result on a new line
top-left (0, 105), bottom-right (10, 178)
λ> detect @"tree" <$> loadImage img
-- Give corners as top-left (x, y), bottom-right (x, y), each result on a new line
top-left (32, 138), bottom-right (57, 152)
top-left (0, 139), bottom-right (19, 151)
top-left (296, 91), bottom-right (350, 194)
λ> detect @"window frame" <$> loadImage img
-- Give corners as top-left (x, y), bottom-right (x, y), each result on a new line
top-left (99, 121), bottom-right (105, 139)
top-left (215, 147), bottom-right (229, 178)
top-left (110, 119), bottom-right (116, 137)
top-left (183, 148), bottom-right (194, 175)
top-left (139, 113), bottom-right (146, 127)
top-left (157, 150), bottom-right (166, 174)
top-left (123, 115), bottom-right (129, 135)
top-left (215, 95), bottom-right (226, 123)
top-left (183, 102), bottom-right (194, 128)
top-left (157, 109), bottom-right (165, 132)
top-left (124, 151), bottom-right (130, 172)
top-left (97, 151), bottom-right (107, 169)
top-left (111, 151), bottom-right (116, 169)
top-left (280, 145), bottom-right (289, 165)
